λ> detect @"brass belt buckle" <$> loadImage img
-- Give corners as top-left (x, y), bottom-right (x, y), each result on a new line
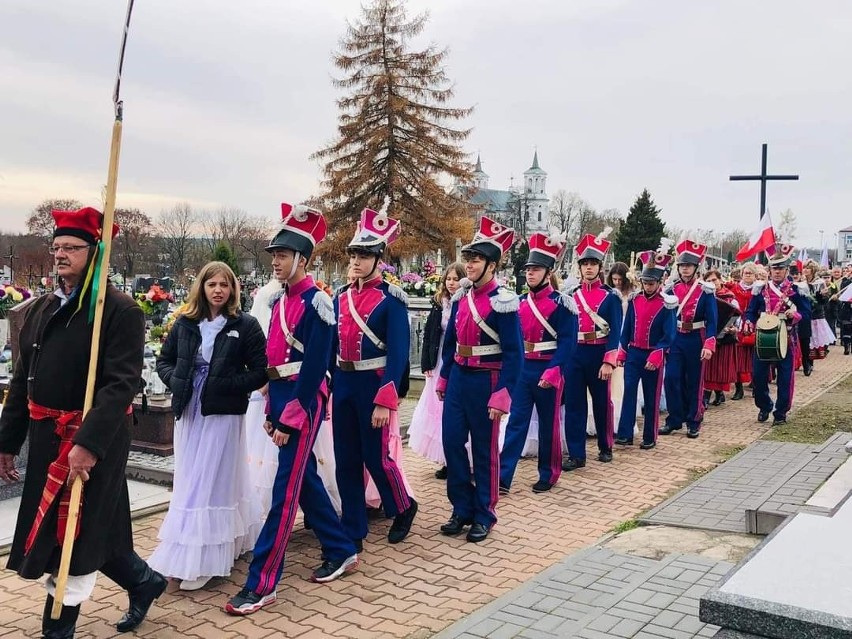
top-left (457, 345), bottom-right (474, 357)
top-left (524, 341), bottom-right (536, 353)
top-left (266, 366), bottom-right (281, 381)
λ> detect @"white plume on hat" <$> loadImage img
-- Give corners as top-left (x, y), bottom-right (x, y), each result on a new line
top-left (657, 237), bottom-right (674, 254)
top-left (595, 226), bottom-right (613, 242)
top-left (377, 195), bottom-right (391, 219)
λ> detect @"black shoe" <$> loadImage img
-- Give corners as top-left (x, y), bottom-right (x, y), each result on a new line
top-left (614, 437), bottom-right (633, 446)
top-left (757, 410), bottom-right (771, 423)
top-left (388, 499), bottom-right (418, 544)
top-left (711, 392), bottom-right (725, 406)
top-left (731, 383), bottom-right (744, 401)
top-left (434, 466), bottom-right (448, 480)
top-left (466, 523), bottom-right (490, 543)
top-left (310, 554), bottom-right (359, 583)
top-left (659, 424), bottom-right (682, 435)
top-left (597, 450), bottom-right (613, 463)
top-left (115, 570), bottom-right (168, 633)
top-left (531, 481), bottom-right (553, 493)
top-left (640, 441), bottom-right (656, 450)
top-left (772, 416), bottom-right (787, 426)
top-left (498, 481), bottom-right (510, 496)
top-left (562, 457), bottom-right (586, 471)
top-left (42, 596), bottom-right (80, 639)
top-left (702, 390), bottom-right (711, 409)
top-left (686, 428), bottom-right (700, 439)
top-left (224, 588), bottom-right (278, 615)
top-left (440, 515), bottom-right (473, 535)
top-left (845, 344), bottom-right (851, 355)
top-left (354, 538), bottom-right (363, 553)
top-left (803, 362), bottom-right (813, 376)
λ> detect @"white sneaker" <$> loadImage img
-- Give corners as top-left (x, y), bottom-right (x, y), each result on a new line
top-left (845, 440), bottom-right (852, 454)
top-left (310, 554), bottom-right (359, 583)
top-left (179, 576), bottom-right (212, 591)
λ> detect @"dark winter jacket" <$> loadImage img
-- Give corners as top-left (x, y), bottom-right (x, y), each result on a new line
top-left (420, 301), bottom-right (445, 372)
top-left (156, 312), bottom-right (267, 419)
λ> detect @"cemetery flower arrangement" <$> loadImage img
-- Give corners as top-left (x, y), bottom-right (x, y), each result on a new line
top-left (136, 283), bottom-right (174, 317)
top-left (0, 285), bottom-right (33, 318)
top-left (399, 266), bottom-right (441, 296)
top-left (379, 261), bottom-right (401, 288)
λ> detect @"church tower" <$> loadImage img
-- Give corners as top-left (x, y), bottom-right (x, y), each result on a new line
top-left (471, 153), bottom-right (489, 190)
top-left (523, 150), bottom-right (549, 234)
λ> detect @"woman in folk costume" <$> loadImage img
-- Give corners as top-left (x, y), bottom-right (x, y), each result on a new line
top-left (730, 262), bottom-right (759, 401)
top-left (244, 278), bottom-right (283, 512)
top-left (660, 238), bottom-right (717, 439)
top-left (743, 244), bottom-right (808, 426)
top-left (332, 202), bottom-right (418, 548)
top-left (408, 262), bottom-right (466, 478)
top-left (802, 260), bottom-right (835, 362)
top-left (499, 231), bottom-right (578, 494)
top-left (150, 262), bottom-right (267, 591)
top-left (702, 269), bottom-right (740, 407)
top-left (615, 246), bottom-right (677, 449)
top-left (437, 216), bottom-right (522, 542)
top-left (225, 204), bottom-right (359, 616)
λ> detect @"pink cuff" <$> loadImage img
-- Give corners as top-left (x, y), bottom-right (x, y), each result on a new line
top-left (703, 337), bottom-right (717, 352)
top-left (603, 350), bottom-right (618, 367)
top-left (487, 387), bottom-right (512, 414)
top-left (374, 382), bottom-right (399, 410)
top-left (616, 347), bottom-right (627, 364)
top-left (279, 398), bottom-right (307, 431)
top-left (647, 349), bottom-right (665, 370)
top-left (791, 312), bottom-right (801, 325)
top-left (436, 376), bottom-right (448, 394)
top-left (540, 367), bottom-right (563, 389)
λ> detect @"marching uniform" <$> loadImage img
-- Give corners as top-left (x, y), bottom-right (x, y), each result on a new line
top-left (332, 206), bottom-right (416, 546)
top-left (500, 232), bottom-right (578, 492)
top-left (744, 245), bottom-right (807, 425)
top-left (616, 249), bottom-right (677, 448)
top-left (731, 280), bottom-right (756, 396)
top-left (563, 232), bottom-right (622, 467)
top-left (230, 204), bottom-right (357, 615)
top-left (438, 216), bottom-right (522, 539)
top-left (661, 240), bottom-right (718, 438)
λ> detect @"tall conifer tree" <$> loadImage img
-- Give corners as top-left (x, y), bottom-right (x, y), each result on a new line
top-left (312, 0), bottom-right (475, 260)
top-left (612, 189), bottom-right (666, 263)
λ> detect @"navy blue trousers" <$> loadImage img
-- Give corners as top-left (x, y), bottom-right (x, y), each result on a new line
top-left (443, 367), bottom-right (501, 528)
top-left (664, 332), bottom-right (706, 430)
top-left (617, 349), bottom-right (664, 445)
top-left (499, 361), bottom-right (562, 488)
top-left (332, 370), bottom-right (412, 543)
top-left (246, 389), bottom-right (355, 596)
top-left (753, 348), bottom-right (795, 420)
top-left (564, 344), bottom-right (613, 459)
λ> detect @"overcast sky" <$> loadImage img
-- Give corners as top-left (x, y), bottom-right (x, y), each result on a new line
top-left (1, 0), bottom-right (850, 250)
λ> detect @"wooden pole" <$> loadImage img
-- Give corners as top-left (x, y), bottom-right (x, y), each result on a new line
top-left (52, 0), bottom-right (133, 617)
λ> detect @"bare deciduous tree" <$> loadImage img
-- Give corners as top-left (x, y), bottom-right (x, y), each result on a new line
top-left (157, 203), bottom-right (198, 283)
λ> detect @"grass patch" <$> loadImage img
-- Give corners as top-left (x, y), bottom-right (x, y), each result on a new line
top-left (685, 465), bottom-right (714, 482)
top-left (713, 445), bottom-right (746, 462)
top-left (611, 519), bottom-right (640, 534)
top-left (763, 374), bottom-right (852, 444)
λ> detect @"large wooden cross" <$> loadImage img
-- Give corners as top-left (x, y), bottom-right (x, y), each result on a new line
top-left (729, 143), bottom-right (799, 219)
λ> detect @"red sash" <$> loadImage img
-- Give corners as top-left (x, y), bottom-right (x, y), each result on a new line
top-left (24, 401), bottom-right (84, 554)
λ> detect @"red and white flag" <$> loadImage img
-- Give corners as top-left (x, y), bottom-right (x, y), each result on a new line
top-left (736, 210), bottom-right (777, 262)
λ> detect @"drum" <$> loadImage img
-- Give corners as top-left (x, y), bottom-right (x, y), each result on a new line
top-left (755, 312), bottom-right (788, 362)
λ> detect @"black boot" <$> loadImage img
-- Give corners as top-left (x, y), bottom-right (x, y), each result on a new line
top-left (845, 343), bottom-right (851, 356)
top-left (702, 390), bottom-right (711, 409)
top-left (100, 551), bottom-right (167, 633)
top-left (731, 382), bottom-right (744, 400)
top-left (711, 391), bottom-right (725, 406)
top-left (42, 595), bottom-right (80, 639)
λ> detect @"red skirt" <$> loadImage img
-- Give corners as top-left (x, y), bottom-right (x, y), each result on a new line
top-left (736, 343), bottom-right (754, 375)
top-left (705, 342), bottom-right (738, 389)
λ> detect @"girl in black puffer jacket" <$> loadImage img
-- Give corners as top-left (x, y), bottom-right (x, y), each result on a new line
top-left (149, 261), bottom-right (268, 591)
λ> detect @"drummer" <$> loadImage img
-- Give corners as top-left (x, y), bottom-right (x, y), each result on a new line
top-left (743, 244), bottom-right (808, 426)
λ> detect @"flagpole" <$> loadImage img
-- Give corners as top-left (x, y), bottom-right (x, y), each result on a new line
top-left (52, 0), bottom-right (135, 618)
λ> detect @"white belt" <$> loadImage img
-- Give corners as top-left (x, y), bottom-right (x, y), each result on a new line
top-left (337, 356), bottom-right (387, 372)
top-left (456, 344), bottom-right (502, 357)
top-left (267, 362), bottom-right (302, 380)
top-left (578, 331), bottom-right (608, 342)
top-left (524, 340), bottom-right (557, 353)
top-left (677, 321), bottom-right (706, 331)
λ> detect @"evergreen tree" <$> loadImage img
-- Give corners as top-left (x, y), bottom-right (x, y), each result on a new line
top-left (612, 189), bottom-right (666, 263)
top-left (212, 241), bottom-right (240, 275)
top-left (312, 0), bottom-right (475, 262)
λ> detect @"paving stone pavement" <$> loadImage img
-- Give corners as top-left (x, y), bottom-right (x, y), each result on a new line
top-left (434, 547), bottom-right (732, 639)
top-left (1, 350), bottom-right (850, 638)
top-left (639, 432), bottom-right (851, 533)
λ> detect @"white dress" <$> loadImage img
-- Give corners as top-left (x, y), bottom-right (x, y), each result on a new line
top-left (148, 316), bottom-right (263, 581)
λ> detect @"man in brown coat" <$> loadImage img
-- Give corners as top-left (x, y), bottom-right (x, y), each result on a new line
top-left (0, 207), bottom-right (166, 638)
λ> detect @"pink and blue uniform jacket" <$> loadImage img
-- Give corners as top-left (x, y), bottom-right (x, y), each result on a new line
top-left (572, 280), bottom-right (622, 366)
top-left (617, 291), bottom-right (677, 368)
top-left (518, 284), bottom-right (577, 386)
top-left (267, 275), bottom-right (334, 431)
top-left (744, 280), bottom-right (805, 329)
top-left (437, 279), bottom-right (523, 413)
top-left (669, 279), bottom-right (718, 352)
top-left (332, 276), bottom-right (409, 409)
